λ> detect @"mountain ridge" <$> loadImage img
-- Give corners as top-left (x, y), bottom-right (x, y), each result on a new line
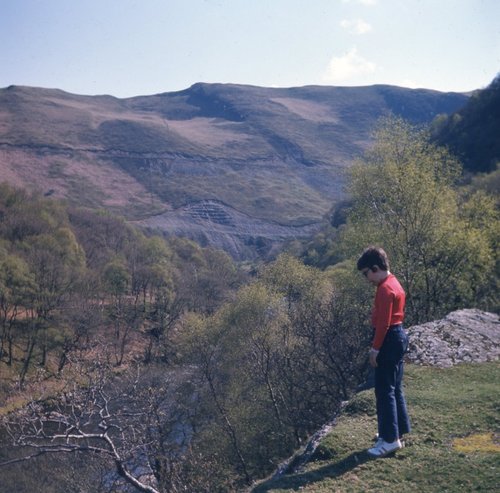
top-left (0, 83), bottom-right (469, 259)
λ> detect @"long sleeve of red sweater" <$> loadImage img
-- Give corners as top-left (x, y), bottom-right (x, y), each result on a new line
top-left (371, 274), bottom-right (405, 350)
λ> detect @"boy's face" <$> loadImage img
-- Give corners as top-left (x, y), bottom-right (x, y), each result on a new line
top-left (361, 266), bottom-right (386, 286)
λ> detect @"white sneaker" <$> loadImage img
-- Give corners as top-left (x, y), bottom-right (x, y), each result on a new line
top-left (373, 433), bottom-right (405, 448)
top-left (367, 438), bottom-right (402, 457)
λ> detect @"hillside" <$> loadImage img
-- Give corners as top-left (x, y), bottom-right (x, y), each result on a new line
top-left (252, 309), bottom-right (500, 492)
top-left (432, 74), bottom-right (500, 173)
top-left (252, 362), bottom-right (499, 493)
top-left (0, 83), bottom-right (468, 259)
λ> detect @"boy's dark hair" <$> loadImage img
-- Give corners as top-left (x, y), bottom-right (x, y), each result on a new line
top-left (357, 246), bottom-right (390, 272)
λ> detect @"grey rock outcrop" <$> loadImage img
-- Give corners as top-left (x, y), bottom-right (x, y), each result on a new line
top-left (406, 309), bottom-right (500, 367)
top-left (136, 199), bottom-right (321, 260)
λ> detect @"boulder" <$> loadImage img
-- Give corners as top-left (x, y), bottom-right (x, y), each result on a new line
top-left (406, 309), bottom-right (500, 367)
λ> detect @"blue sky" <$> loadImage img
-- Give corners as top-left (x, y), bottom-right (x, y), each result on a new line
top-left (1, 0), bottom-right (499, 97)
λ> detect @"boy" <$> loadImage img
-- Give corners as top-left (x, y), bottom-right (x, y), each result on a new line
top-left (357, 246), bottom-right (410, 458)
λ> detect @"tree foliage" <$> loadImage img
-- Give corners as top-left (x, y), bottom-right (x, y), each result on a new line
top-left (338, 117), bottom-right (497, 323)
top-left (0, 183), bottom-right (248, 491)
top-left (432, 73), bottom-right (500, 173)
top-left (178, 254), bottom-right (371, 486)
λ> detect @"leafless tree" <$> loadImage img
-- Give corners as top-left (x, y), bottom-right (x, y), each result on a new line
top-left (0, 361), bottom-right (200, 493)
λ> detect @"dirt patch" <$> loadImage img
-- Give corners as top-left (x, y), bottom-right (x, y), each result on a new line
top-left (166, 117), bottom-right (250, 147)
top-left (271, 97), bottom-right (339, 123)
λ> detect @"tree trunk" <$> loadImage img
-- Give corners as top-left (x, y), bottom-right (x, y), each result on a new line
top-left (20, 336), bottom-right (36, 388)
top-left (205, 369), bottom-right (251, 485)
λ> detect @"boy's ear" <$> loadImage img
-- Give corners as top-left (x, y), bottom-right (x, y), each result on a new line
top-left (371, 266), bottom-right (379, 272)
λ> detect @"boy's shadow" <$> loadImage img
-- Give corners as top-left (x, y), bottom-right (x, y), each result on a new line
top-left (252, 450), bottom-right (372, 492)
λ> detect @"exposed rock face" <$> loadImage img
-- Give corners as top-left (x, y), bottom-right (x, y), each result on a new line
top-left (135, 199), bottom-right (321, 260)
top-left (406, 309), bottom-right (500, 367)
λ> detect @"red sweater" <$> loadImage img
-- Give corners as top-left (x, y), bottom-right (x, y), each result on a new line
top-left (371, 274), bottom-right (405, 350)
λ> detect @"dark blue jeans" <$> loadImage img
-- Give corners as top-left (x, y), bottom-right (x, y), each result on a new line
top-left (374, 325), bottom-right (411, 443)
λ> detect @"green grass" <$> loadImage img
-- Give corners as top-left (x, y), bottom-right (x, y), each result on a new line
top-left (252, 362), bottom-right (500, 493)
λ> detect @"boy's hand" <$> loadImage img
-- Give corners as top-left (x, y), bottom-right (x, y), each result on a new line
top-left (369, 348), bottom-right (379, 368)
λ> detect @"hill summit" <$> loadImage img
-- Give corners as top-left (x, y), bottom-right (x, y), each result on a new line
top-left (0, 83), bottom-right (468, 259)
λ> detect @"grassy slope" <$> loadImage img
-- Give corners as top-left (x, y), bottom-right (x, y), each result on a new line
top-left (253, 362), bottom-right (499, 493)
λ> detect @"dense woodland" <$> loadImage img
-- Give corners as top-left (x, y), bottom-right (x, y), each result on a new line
top-left (0, 113), bottom-right (498, 492)
top-left (431, 73), bottom-right (500, 174)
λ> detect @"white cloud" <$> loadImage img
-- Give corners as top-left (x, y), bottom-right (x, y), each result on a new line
top-left (323, 47), bottom-right (376, 83)
top-left (340, 18), bottom-right (372, 34)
